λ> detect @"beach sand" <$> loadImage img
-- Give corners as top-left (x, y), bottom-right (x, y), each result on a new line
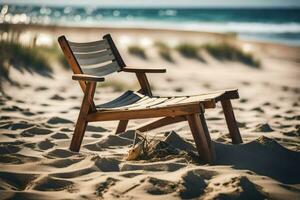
top-left (0, 25), bottom-right (300, 199)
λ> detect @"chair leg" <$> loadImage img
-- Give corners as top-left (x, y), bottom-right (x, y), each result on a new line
top-left (221, 99), bottom-right (243, 144)
top-left (70, 82), bottom-right (96, 152)
top-left (115, 120), bottom-right (129, 134)
top-left (187, 113), bottom-right (214, 164)
top-left (199, 113), bottom-right (216, 160)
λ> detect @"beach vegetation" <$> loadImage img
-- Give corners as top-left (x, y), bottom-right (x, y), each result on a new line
top-left (40, 45), bottom-right (69, 69)
top-left (175, 43), bottom-right (205, 62)
top-left (154, 42), bottom-right (174, 62)
top-left (202, 42), bottom-right (260, 68)
top-left (0, 41), bottom-right (52, 78)
top-left (175, 43), bottom-right (199, 59)
top-left (128, 46), bottom-right (147, 59)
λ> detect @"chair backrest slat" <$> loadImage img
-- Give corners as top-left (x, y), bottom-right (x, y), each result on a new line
top-left (69, 41), bottom-right (110, 53)
top-left (81, 61), bottom-right (120, 77)
top-left (76, 51), bottom-right (115, 66)
top-left (68, 39), bottom-right (109, 52)
top-left (74, 49), bottom-right (113, 59)
top-left (59, 34), bottom-right (125, 80)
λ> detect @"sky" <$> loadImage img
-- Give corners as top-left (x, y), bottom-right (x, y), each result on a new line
top-left (1, 0), bottom-right (300, 8)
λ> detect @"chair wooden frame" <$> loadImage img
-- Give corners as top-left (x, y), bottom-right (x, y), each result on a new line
top-left (58, 34), bottom-right (243, 164)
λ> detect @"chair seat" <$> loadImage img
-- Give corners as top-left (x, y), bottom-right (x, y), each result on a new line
top-left (96, 89), bottom-right (239, 111)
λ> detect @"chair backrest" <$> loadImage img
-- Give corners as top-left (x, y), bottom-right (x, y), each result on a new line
top-left (58, 34), bottom-right (126, 78)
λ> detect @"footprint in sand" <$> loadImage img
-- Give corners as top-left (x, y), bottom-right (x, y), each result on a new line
top-left (0, 116), bottom-right (11, 121)
top-left (50, 95), bottom-right (65, 101)
top-left (71, 106), bottom-right (80, 110)
top-left (120, 172), bottom-right (142, 178)
top-left (90, 134), bottom-right (103, 138)
top-left (93, 156), bottom-right (120, 172)
top-left (69, 95), bottom-right (78, 99)
top-left (47, 117), bottom-right (73, 125)
top-left (46, 149), bottom-right (78, 158)
top-left (1, 105), bottom-right (24, 112)
top-left (35, 86), bottom-right (48, 91)
top-left (145, 177), bottom-right (179, 195)
top-left (31, 176), bottom-right (74, 191)
top-left (0, 154), bottom-right (40, 164)
top-left (21, 127), bottom-right (53, 137)
top-left (179, 169), bottom-right (209, 198)
top-left (0, 144), bottom-right (21, 154)
top-left (283, 128), bottom-right (300, 137)
top-left (22, 110), bottom-right (35, 116)
top-left (42, 157), bottom-right (84, 168)
top-left (206, 175), bottom-right (267, 200)
top-left (86, 125), bottom-right (107, 132)
top-left (0, 172), bottom-right (38, 190)
top-left (251, 107), bottom-right (265, 113)
top-left (0, 122), bottom-right (33, 130)
top-left (51, 132), bottom-right (69, 139)
top-left (96, 177), bottom-right (119, 198)
top-left (37, 139), bottom-right (55, 150)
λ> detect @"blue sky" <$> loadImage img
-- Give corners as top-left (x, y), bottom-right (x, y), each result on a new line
top-left (1, 0), bottom-right (300, 7)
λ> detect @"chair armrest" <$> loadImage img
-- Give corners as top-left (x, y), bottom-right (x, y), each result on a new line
top-left (122, 67), bottom-right (166, 73)
top-left (72, 74), bottom-right (105, 82)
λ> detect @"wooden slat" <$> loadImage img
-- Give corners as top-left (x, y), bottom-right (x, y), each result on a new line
top-left (82, 61), bottom-right (121, 76)
top-left (100, 96), bottom-right (151, 110)
top-left (97, 91), bottom-right (133, 108)
top-left (72, 74), bottom-right (105, 82)
top-left (98, 91), bottom-right (143, 109)
top-left (123, 67), bottom-right (166, 73)
top-left (145, 97), bottom-right (169, 108)
top-left (88, 103), bottom-right (201, 121)
top-left (123, 97), bottom-right (160, 110)
top-left (77, 53), bottom-right (115, 66)
top-left (97, 89), bottom-right (236, 111)
top-left (74, 49), bottom-right (113, 59)
top-left (152, 97), bottom-right (187, 107)
top-left (68, 39), bottom-right (110, 53)
top-left (178, 92), bottom-right (225, 104)
top-left (68, 39), bottom-right (108, 47)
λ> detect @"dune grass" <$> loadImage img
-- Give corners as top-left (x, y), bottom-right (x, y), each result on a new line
top-left (154, 42), bottom-right (174, 62)
top-left (38, 45), bottom-right (69, 69)
top-left (175, 43), bottom-right (205, 62)
top-left (202, 43), bottom-right (260, 68)
top-left (0, 41), bottom-right (52, 79)
top-left (128, 46), bottom-right (147, 59)
top-left (175, 43), bottom-right (199, 59)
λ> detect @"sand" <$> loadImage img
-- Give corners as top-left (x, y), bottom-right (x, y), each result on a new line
top-left (0, 25), bottom-right (300, 199)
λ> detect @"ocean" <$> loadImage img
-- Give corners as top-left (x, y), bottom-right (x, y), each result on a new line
top-left (1, 4), bottom-right (300, 46)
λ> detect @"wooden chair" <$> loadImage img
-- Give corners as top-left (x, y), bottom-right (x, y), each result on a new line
top-left (58, 34), bottom-right (243, 164)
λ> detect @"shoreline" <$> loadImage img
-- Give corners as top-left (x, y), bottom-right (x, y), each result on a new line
top-left (4, 23), bottom-right (300, 50)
